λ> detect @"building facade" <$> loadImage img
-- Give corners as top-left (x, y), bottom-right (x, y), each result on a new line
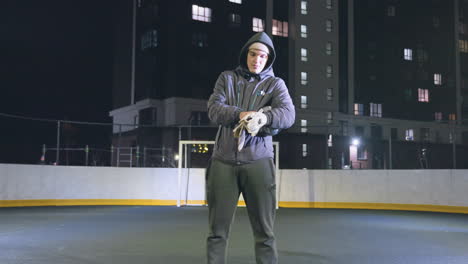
top-left (110, 0), bottom-right (468, 169)
top-left (336, 0), bottom-right (468, 169)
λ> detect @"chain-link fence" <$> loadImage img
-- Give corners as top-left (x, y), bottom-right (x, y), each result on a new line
top-left (0, 112), bottom-right (207, 168)
top-left (2, 112), bottom-right (468, 169)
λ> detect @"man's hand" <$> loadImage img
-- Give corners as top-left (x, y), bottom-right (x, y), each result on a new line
top-left (239, 111), bottom-right (256, 120)
top-left (245, 111), bottom-right (267, 136)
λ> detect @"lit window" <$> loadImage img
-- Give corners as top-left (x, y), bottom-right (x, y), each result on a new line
top-left (327, 112), bottom-right (333, 124)
top-left (228, 13), bottom-right (241, 26)
top-left (301, 25), bottom-right (308, 38)
top-left (357, 146), bottom-right (368, 160)
top-left (387, 5), bottom-right (395, 16)
top-left (192, 5), bottom-right (212, 22)
top-left (326, 19), bottom-right (333, 32)
top-left (328, 134), bottom-right (333, 147)
top-left (326, 42), bottom-right (332, 55)
top-left (301, 95), bottom-right (308, 109)
top-left (141, 29), bottom-right (158, 50)
top-left (459, 40), bottom-right (468, 53)
top-left (253, 17), bottom-right (264, 32)
top-left (301, 72), bottom-right (308, 85)
top-left (326, 65), bottom-right (333, 78)
top-left (449, 113), bottom-right (456, 121)
top-left (301, 48), bottom-right (307, 61)
top-left (301, 1), bottom-right (308, 15)
top-left (302, 144), bottom-right (308, 157)
top-left (326, 0), bottom-right (333, 9)
top-left (354, 103), bottom-right (364, 116)
top-left (434, 74), bottom-right (442, 85)
top-left (327, 88), bottom-right (333, 101)
top-left (434, 112), bottom-right (442, 121)
top-left (404, 48), bottom-right (413, 61)
top-left (405, 129), bottom-right (414, 141)
top-left (229, 0), bottom-right (242, 4)
top-left (418, 88), bottom-right (429, 102)
top-left (370, 103), bottom-right (382, 117)
top-left (272, 19), bottom-right (288, 37)
top-left (301, 119), bottom-right (308, 133)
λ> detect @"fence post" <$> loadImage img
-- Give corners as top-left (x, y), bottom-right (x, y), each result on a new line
top-left (325, 132), bottom-right (329, 169)
top-left (117, 124), bottom-right (122, 167)
top-left (117, 146), bottom-right (120, 167)
top-left (389, 135), bottom-right (393, 169)
top-left (136, 145), bottom-right (140, 167)
top-left (452, 129), bottom-right (456, 169)
top-left (110, 145), bottom-right (114, 166)
top-left (85, 145), bottom-right (89, 166)
top-left (55, 120), bottom-right (61, 165)
top-left (40, 144), bottom-right (46, 164)
top-left (130, 147), bottom-right (133, 167)
top-left (143, 146), bottom-right (147, 167)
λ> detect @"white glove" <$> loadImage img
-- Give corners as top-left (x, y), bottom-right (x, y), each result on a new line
top-left (245, 111), bottom-right (268, 136)
top-left (240, 111), bottom-right (256, 122)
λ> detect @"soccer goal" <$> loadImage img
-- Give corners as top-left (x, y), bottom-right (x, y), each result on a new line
top-left (177, 140), bottom-right (280, 209)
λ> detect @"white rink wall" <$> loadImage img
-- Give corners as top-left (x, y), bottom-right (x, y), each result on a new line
top-left (1, 164), bottom-right (468, 211)
top-left (278, 169), bottom-right (468, 207)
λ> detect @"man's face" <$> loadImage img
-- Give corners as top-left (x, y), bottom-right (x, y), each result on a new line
top-left (247, 49), bottom-right (269, 74)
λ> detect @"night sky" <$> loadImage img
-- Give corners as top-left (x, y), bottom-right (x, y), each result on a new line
top-left (1, 1), bottom-right (114, 163)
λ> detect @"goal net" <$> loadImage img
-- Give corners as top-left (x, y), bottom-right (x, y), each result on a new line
top-left (177, 140), bottom-right (280, 208)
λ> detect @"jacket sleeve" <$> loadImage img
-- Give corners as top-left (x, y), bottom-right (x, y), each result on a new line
top-left (264, 78), bottom-right (296, 130)
top-left (207, 73), bottom-right (243, 126)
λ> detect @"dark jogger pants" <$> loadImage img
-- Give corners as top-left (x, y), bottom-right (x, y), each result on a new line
top-left (206, 158), bottom-right (278, 264)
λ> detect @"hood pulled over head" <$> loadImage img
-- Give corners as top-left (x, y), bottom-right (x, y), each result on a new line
top-left (238, 32), bottom-right (276, 78)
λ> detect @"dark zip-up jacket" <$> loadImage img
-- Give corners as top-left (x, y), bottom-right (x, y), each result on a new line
top-left (207, 32), bottom-right (295, 164)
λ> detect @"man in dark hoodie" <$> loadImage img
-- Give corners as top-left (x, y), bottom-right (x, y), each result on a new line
top-left (206, 32), bottom-right (295, 264)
